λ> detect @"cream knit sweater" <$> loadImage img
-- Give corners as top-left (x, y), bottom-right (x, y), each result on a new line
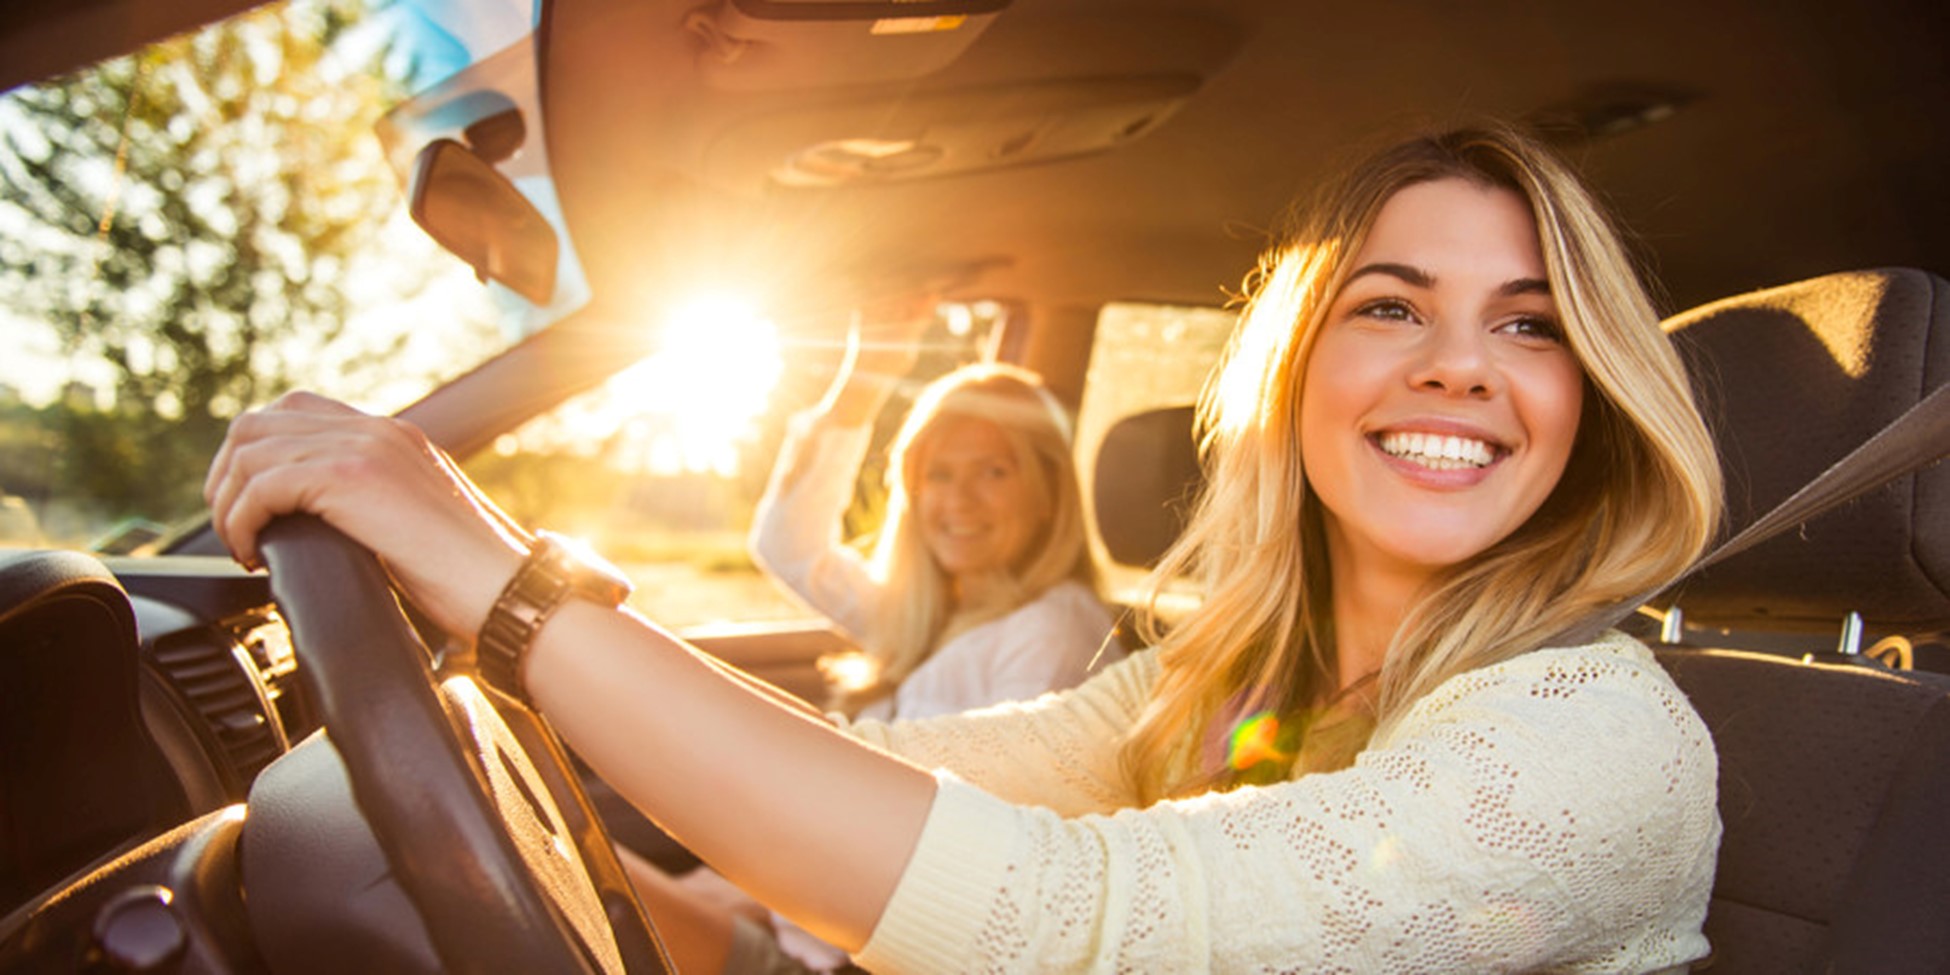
top-left (839, 630), bottom-right (1718, 973)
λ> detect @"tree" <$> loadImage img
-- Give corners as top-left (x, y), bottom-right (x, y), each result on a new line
top-left (0, 0), bottom-right (440, 522)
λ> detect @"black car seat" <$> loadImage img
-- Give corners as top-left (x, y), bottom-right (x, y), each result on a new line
top-left (1087, 267), bottom-right (1950, 973)
top-left (1653, 268), bottom-right (1950, 974)
top-left (0, 549), bottom-right (190, 915)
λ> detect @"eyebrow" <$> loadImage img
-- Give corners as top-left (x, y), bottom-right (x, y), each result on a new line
top-left (1344, 262), bottom-right (1552, 298)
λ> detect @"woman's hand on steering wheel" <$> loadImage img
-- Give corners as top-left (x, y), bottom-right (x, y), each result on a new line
top-left (203, 390), bottom-right (526, 641)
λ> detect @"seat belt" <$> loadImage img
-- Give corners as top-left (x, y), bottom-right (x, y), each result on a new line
top-left (1554, 380), bottom-right (1950, 646)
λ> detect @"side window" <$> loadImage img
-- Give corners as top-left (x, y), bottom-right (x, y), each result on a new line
top-left (462, 301), bottom-right (1007, 630)
top-left (1074, 301), bottom-right (1239, 601)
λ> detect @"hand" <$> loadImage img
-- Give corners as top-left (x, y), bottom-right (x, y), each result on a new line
top-left (203, 391), bottom-right (528, 639)
top-left (847, 292), bottom-right (935, 385)
top-left (818, 293), bottom-right (935, 426)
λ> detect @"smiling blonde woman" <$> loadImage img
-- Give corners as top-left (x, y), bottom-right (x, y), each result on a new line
top-left (206, 121), bottom-right (1725, 973)
top-left (752, 347), bottom-right (1122, 722)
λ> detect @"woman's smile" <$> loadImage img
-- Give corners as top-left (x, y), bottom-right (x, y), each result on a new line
top-left (915, 416), bottom-right (1039, 589)
top-left (1300, 177), bottom-right (1585, 585)
top-left (1368, 420), bottom-right (1508, 485)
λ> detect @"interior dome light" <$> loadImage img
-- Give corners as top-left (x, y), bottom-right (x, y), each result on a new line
top-left (774, 137), bottom-right (945, 186)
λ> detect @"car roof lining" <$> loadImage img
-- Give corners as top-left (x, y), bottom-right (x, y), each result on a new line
top-left (537, 0), bottom-right (1950, 330)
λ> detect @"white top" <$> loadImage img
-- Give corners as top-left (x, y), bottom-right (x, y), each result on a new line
top-left (750, 416), bottom-right (1123, 721)
top-left (841, 631), bottom-right (1720, 974)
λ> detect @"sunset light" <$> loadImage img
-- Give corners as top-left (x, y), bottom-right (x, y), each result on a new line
top-left (609, 295), bottom-right (784, 475)
top-left (490, 293), bottom-right (785, 477)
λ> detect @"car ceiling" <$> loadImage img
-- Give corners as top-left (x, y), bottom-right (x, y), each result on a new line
top-left (539, 0), bottom-right (1950, 331)
top-left (7, 0), bottom-right (1947, 328)
top-left (0, 0), bottom-right (265, 93)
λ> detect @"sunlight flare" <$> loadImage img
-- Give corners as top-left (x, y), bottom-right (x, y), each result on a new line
top-left (608, 294), bottom-right (784, 475)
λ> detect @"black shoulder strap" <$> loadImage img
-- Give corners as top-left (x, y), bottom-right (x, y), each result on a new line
top-left (1554, 380), bottom-right (1950, 646)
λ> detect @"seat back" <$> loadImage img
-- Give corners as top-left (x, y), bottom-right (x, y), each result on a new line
top-left (1652, 267), bottom-right (1950, 971)
top-left (0, 549), bottom-right (187, 914)
top-left (1661, 267), bottom-right (1950, 632)
top-left (1092, 404), bottom-right (1199, 568)
top-left (1657, 648), bottom-right (1950, 973)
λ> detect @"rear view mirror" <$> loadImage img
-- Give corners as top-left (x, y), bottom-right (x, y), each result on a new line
top-left (409, 138), bottom-right (558, 305)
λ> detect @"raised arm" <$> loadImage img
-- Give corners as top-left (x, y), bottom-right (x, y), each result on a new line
top-left (814, 294), bottom-right (935, 427)
top-left (747, 298), bottom-right (935, 634)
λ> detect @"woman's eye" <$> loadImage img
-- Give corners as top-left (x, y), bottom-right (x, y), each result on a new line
top-left (1354, 298), bottom-right (1417, 323)
top-left (1500, 316), bottom-right (1565, 343)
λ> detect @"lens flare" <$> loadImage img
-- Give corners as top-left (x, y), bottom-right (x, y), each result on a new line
top-left (1227, 709), bottom-right (1293, 771)
top-left (818, 650), bottom-right (881, 693)
top-left (558, 294), bottom-right (785, 475)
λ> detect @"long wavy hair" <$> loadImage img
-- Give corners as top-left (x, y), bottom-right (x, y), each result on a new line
top-left (1121, 123), bottom-right (1724, 802)
top-left (858, 363), bottom-right (1099, 700)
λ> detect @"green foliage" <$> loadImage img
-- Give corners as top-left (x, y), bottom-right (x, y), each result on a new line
top-left (0, 0), bottom-right (433, 529)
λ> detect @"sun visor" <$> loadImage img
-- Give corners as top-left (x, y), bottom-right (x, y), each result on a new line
top-left (686, 0), bottom-right (1012, 90)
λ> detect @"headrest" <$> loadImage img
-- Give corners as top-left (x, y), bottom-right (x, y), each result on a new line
top-left (1093, 405), bottom-right (1200, 567)
top-left (1665, 268), bottom-right (1949, 633)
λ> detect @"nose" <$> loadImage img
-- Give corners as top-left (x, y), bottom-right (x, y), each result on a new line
top-left (933, 471), bottom-right (980, 509)
top-left (1406, 320), bottom-right (1498, 398)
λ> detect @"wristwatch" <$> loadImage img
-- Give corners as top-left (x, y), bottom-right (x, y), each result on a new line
top-left (476, 530), bottom-right (632, 708)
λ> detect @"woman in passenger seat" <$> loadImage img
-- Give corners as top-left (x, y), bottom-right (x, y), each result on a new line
top-left (206, 122), bottom-right (1727, 973)
top-left (646, 313), bottom-right (1126, 971)
top-left (751, 311), bottom-right (1122, 723)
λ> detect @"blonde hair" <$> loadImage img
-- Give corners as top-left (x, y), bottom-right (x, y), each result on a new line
top-left (1121, 123), bottom-right (1724, 802)
top-left (856, 363), bottom-right (1099, 701)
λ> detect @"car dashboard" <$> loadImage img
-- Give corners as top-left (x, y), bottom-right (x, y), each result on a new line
top-left (0, 549), bottom-right (316, 947)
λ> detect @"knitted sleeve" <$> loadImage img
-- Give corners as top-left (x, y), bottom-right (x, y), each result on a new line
top-left (853, 634), bottom-right (1719, 974)
top-left (839, 650), bottom-right (1161, 817)
top-left (748, 414), bottom-right (882, 640)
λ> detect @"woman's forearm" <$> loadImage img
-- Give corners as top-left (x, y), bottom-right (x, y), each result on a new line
top-left (523, 601), bottom-right (937, 951)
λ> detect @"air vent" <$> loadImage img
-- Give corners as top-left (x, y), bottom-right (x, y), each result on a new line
top-left (148, 631), bottom-right (287, 794)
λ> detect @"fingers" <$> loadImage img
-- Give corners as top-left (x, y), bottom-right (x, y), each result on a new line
top-left (853, 293), bottom-right (936, 345)
top-left (844, 297), bottom-right (934, 392)
top-left (203, 392), bottom-right (386, 567)
top-left (211, 454), bottom-right (330, 569)
top-left (205, 392), bottom-right (363, 503)
top-left (203, 392), bottom-right (529, 637)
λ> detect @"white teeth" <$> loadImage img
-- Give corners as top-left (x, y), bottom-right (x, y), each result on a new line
top-left (1377, 431), bottom-right (1496, 469)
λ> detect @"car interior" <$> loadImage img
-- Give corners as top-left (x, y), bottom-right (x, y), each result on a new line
top-left (2, 0), bottom-right (1948, 972)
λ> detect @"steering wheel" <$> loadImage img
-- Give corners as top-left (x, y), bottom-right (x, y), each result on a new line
top-left (257, 514), bottom-right (672, 974)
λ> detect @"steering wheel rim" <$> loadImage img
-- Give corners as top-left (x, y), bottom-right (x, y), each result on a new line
top-left (260, 514), bottom-right (671, 974)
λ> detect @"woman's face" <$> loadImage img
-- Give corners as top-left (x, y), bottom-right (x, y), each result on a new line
top-left (914, 415), bottom-right (1041, 588)
top-left (1299, 177), bottom-right (1584, 591)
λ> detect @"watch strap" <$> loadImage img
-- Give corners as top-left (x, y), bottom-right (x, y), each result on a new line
top-left (476, 532), bottom-right (630, 707)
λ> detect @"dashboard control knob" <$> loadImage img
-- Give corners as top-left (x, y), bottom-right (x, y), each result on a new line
top-left (86, 885), bottom-right (186, 973)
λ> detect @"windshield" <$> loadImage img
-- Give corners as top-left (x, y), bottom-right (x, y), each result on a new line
top-left (0, 0), bottom-right (558, 552)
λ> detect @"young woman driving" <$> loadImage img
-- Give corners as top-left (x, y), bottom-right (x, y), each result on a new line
top-left (205, 122), bottom-right (1724, 972)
